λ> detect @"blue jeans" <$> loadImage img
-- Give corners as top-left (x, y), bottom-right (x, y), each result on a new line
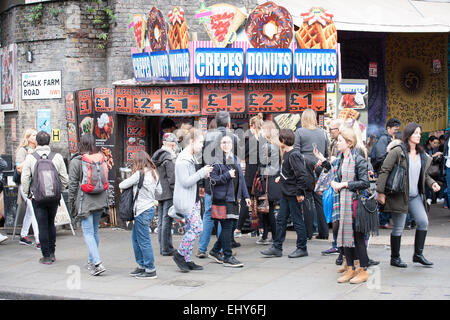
top-left (198, 193), bottom-right (221, 253)
top-left (132, 208), bottom-right (156, 271)
top-left (81, 210), bottom-right (103, 265)
top-left (379, 211), bottom-right (391, 226)
top-left (273, 198), bottom-right (307, 251)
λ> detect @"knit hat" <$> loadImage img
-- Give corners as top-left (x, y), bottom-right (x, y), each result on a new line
top-left (163, 132), bottom-right (178, 143)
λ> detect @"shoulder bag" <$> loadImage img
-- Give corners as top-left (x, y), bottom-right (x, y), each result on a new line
top-left (385, 155), bottom-right (406, 194)
top-left (354, 191), bottom-right (379, 235)
top-left (210, 164), bottom-right (227, 220)
top-left (118, 171), bottom-right (145, 222)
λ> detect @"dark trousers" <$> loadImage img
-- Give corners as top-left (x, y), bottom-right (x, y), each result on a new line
top-left (237, 189), bottom-right (251, 230)
top-left (258, 201), bottom-right (276, 240)
top-left (303, 191), bottom-right (329, 238)
top-left (343, 231), bottom-right (369, 268)
top-left (212, 218), bottom-right (234, 259)
top-left (157, 199), bottom-right (174, 255)
top-left (273, 198), bottom-right (307, 251)
top-left (379, 211), bottom-right (392, 226)
top-left (32, 200), bottom-right (58, 258)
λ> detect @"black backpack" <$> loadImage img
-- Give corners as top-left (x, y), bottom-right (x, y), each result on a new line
top-left (31, 152), bottom-right (62, 204)
top-left (118, 171), bottom-right (144, 222)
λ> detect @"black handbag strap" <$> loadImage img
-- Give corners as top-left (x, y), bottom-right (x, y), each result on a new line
top-left (134, 170), bottom-right (145, 203)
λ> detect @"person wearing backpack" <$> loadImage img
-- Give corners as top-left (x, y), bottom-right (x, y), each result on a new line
top-left (68, 134), bottom-right (109, 276)
top-left (152, 132), bottom-right (177, 256)
top-left (119, 151), bottom-right (162, 279)
top-left (21, 131), bottom-right (68, 264)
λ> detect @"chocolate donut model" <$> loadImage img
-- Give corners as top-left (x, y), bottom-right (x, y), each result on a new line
top-left (296, 7), bottom-right (337, 49)
top-left (245, 1), bottom-right (293, 49)
top-left (147, 7), bottom-right (168, 52)
top-left (168, 7), bottom-right (189, 50)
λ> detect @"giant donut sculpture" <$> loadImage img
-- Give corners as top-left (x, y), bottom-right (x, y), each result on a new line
top-left (147, 7), bottom-right (168, 51)
top-left (245, 1), bottom-right (293, 49)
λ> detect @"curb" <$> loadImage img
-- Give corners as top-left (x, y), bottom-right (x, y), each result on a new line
top-left (0, 290), bottom-right (83, 300)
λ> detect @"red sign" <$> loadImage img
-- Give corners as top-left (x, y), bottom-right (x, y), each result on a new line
top-left (369, 62), bottom-right (378, 77)
top-left (126, 117), bottom-right (146, 137)
top-left (126, 145), bottom-right (146, 162)
top-left (78, 89), bottom-right (93, 115)
top-left (65, 92), bottom-right (76, 122)
top-left (202, 84), bottom-right (246, 115)
top-left (161, 86), bottom-right (201, 115)
top-left (288, 83), bottom-right (326, 113)
top-left (65, 92), bottom-right (78, 154)
top-left (246, 83), bottom-right (287, 113)
top-left (115, 87), bottom-right (134, 114)
top-left (94, 88), bottom-right (114, 112)
top-left (132, 87), bottom-right (162, 114)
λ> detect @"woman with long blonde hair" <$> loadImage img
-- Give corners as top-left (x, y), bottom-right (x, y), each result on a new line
top-left (294, 109), bottom-right (330, 240)
top-left (15, 128), bottom-right (40, 248)
top-left (119, 150), bottom-right (162, 279)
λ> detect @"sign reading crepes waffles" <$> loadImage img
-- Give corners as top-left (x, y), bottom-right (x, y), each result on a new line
top-left (161, 86), bottom-right (201, 115)
top-left (202, 83), bottom-right (245, 114)
top-left (288, 83), bottom-right (326, 113)
top-left (246, 83), bottom-right (287, 113)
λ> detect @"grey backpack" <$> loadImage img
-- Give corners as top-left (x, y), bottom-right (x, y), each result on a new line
top-left (31, 152), bottom-right (62, 204)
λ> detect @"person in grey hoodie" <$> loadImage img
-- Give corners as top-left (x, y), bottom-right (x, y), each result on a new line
top-left (152, 132), bottom-right (177, 256)
top-left (68, 134), bottom-right (109, 276)
top-left (119, 151), bottom-right (162, 279)
top-left (172, 128), bottom-right (213, 273)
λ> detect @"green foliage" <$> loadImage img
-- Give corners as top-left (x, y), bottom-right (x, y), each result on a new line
top-left (49, 8), bottom-right (64, 18)
top-left (86, 6), bottom-right (96, 14)
top-left (25, 3), bottom-right (43, 23)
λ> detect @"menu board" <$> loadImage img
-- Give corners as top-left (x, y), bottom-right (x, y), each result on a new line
top-left (246, 83), bottom-right (287, 113)
top-left (115, 87), bottom-right (134, 114)
top-left (288, 83), bottom-right (326, 113)
top-left (76, 89), bottom-right (94, 137)
top-left (202, 83), bottom-right (245, 115)
top-left (65, 92), bottom-right (78, 154)
top-left (126, 116), bottom-right (146, 163)
top-left (161, 86), bottom-right (201, 115)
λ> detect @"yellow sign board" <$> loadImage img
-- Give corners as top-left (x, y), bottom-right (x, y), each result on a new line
top-left (52, 129), bottom-right (60, 142)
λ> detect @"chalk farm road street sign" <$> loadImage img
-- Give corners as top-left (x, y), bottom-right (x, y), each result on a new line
top-left (21, 71), bottom-right (62, 100)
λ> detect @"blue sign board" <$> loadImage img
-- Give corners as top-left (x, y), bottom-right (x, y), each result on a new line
top-left (246, 48), bottom-right (292, 80)
top-left (195, 48), bottom-right (244, 80)
top-left (132, 52), bottom-right (151, 81)
top-left (150, 51), bottom-right (170, 81)
top-left (169, 49), bottom-right (190, 81)
top-left (37, 109), bottom-right (51, 134)
top-left (338, 83), bottom-right (367, 94)
top-left (294, 49), bottom-right (338, 80)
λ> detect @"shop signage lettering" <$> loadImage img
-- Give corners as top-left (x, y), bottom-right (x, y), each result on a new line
top-left (78, 89), bottom-right (93, 115)
top-left (150, 51), bottom-right (170, 81)
top-left (115, 87), bottom-right (134, 113)
top-left (169, 49), bottom-right (190, 81)
top-left (288, 83), bottom-right (326, 112)
top-left (202, 83), bottom-right (245, 115)
top-left (294, 49), bottom-right (337, 80)
top-left (246, 49), bottom-right (292, 80)
top-left (195, 48), bottom-right (244, 80)
top-left (162, 86), bottom-right (200, 114)
top-left (22, 71), bottom-right (62, 100)
top-left (339, 83), bottom-right (367, 93)
top-left (132, 87), bottom-right (162, 114)
top-left (246, 83), bottom-right (287, 113)
top-left (94, 88), bottom-right (114, 112)
top-left (132, 53), bottom-right (151, 81)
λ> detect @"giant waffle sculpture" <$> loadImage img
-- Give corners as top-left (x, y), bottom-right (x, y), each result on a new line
top-left (296, 7), bottom-right (337, 50)
top-left (168, 7), bottom-right (189, 50)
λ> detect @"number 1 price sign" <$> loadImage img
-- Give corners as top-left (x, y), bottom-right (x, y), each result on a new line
top-left (246, 83), bottom-right (287, 113)
top-left (288, 83), bottom-right (326, 113)
top-left (94, 88), bottom-right (114, 112)
top-left (202, 84), bottom-right (246, 115)
top-left (161, 86), bottom-right (201, 115)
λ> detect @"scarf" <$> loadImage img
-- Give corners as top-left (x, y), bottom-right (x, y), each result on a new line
top-left (333, 150), bottom-right (356, 248)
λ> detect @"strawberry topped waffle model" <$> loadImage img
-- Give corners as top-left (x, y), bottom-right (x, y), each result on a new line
top-left (296, 7), bottom-right (337, 50)
top-left (131, 14), bottom-right (146, 52)
top-left (202, 3), bottom-right (245, 48)
top-left (148, 7), bottom-right (168, 52)
top-left (168, 7), bottom-right (189, 50)
top-left (246, 1), bottom-right (294, 49)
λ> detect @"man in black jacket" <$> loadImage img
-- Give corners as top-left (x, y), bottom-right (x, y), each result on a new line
top-left (261, 129), bottom-right (309, 258)
top-left (152, 133), bottom-right (177, 256)
top-left (370, 118), bottom-right (401, 229)
top-left (0, 156), bottom-right (8, 244)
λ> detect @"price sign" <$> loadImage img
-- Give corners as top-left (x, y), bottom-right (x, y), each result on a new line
top-left (77, 89), bottom-right (93, 115)
top-left (288, 83), bottom-right (326, 113)
top-left (126, 145), bottom-right (146, 162)
top-left (202, 84), bottom-right (245, 115)
top-left (132, 87), bottom-right (162, 115)
top-left (65, 93), bottom-right (76, 122)
top-left (162, 86), bottom-right (201, 115)
top-left (246, 83), bottom-right (287, 113)
top-left (94, 88), bottom-right (114, 112)
top-left (126, 117), bottom-right (146, 137)
top-left (115, 87), bottom-right (133, 114)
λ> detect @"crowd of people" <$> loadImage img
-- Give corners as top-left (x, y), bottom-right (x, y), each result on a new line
top-left (1, 110), bottom-right (449, 284)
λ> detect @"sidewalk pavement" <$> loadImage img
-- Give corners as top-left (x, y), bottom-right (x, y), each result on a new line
top-left (0, 204), bottom-right (449, 300)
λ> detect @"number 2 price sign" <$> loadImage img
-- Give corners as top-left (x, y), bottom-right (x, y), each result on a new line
top-left (246, 83), bottom-right (287, 113)
top-left (288, 83), bottom-right (326, 113)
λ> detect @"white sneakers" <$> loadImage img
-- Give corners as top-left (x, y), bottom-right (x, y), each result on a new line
top-left (436, 198), bottom-right (445, 204)
top-left (426, 199), bottom-right (432, 206)
top-left (0, 233), bottom-right (8, 244)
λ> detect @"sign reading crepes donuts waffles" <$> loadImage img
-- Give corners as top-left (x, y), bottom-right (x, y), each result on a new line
top-left (246, 83), bottom-right (287, 113)
top-left (161, 86), bottom-right (201, 115)
top-left (194, 48), bottom-right (244, 80)
top-left (202, 83), bottom-right (245, 115)
top-left (246, 48), bottom-right (292, 80)
top-left (288, 83), bottom-right (326, 113)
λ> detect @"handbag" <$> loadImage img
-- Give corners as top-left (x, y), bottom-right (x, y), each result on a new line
top-left (250, 197), bottom-right (259, 229)
top-left (211, 204), bottom-right (227, 220)
top-left (385, 156), bottom-right (406, 194)
top-left (315, 169), bottom-right (334, 193)
top-left (118, 171), bottom-right (145, 222)
top-left (427, 163), bottom-right (440, 178)
top-left (13, 166), bottom-right (21, 184)
top-left (354, 191), bottom-right (379, 235)
top-left (257, 144), bottom-right (270, 214)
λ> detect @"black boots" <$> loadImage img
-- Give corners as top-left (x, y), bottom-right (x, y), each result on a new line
top-left (412, 230), bottom-right (433, 266)
top-left (390, 235), bottom-right (407, 268)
